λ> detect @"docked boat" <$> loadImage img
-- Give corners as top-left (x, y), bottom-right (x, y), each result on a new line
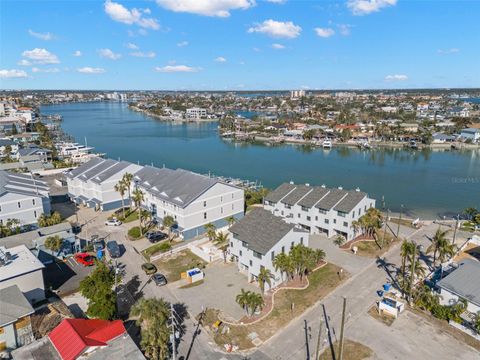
top-left (322, 139), bottom-right (332, 149)
top-left (57, 142), bottom-right (95, 157)
top-left (70, 152), bottom-right (105, 163)
top-left (409, 140), bottom-right (418, 150)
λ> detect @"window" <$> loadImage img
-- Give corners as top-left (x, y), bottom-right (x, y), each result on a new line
top-left (325, 219), bottom-right (329, 224)
top-left (242, 241), bottom-right (247, 247)
top-left (249, 260), bottom-right (253, 266)
top-left (232, 204), bottom-right (234, 210)
top-left (0, 205), bottom-right (2, 212)
top-left (230, 242), bottom-right (233, 247)
top-left (285, 204), bottom-right (291, 209)
top-left (240, 250), bottom-right (242, 256)
top-left (306, 216), bottom-right (311, 221)
top-left (281, 246), bottom-right (285, 253)
top-left (221, 196), bottom-right (223, 202)
top-left (301, 206), bottom-right (309, 212)
top-left (281, 210), bottom-right (284, 216)
top-left (333, 219), bottom-right (337, 224)
top-left (300, 237), bottom-right (304, 244)
top-left (271, 251), bottom-right (275, 260)
top-left (319, 208), bottom-right (327, 214)
top-left (221, 207), bottom-right (224, 214)
top-left (32, 199), bottom-right (36, 205)
top-left (337, 211), bottom-right (346, 218)
top-left (315, 216), bottom-right (318, 221)
top-left (253, 251), bottom-right (262, 259)
top-left (291, 242), bottom-right (294, 249)
top-left (297, 213), bottom-right (300, 218)
top-left (343, 221), bottom-right (348, 227)
top-left (18, 202), bottom-right (21, 208)
top-left (174, 215), bottom-right (177, 220)
top-left (203, 201), bottom-right (207, 207)
top-left (364, 205), bottom-right (367, 211)
top-left (232, 193), bottom-right (234, 199)
top-left (34, 210), bottom-right (37, 218)
top-left (203, 212), bottom-right (207, 219)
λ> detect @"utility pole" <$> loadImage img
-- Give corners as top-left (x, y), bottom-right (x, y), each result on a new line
top-left (382, 209), bottom-right (389, 248)
top-left (170, 303), bottom-right (177, 360)
top-left (408, 243), bottom-right (417, 304)
top-left (396, 204), bottom-right (404, 239)
top-left (452, 215), bottom-right (459, 245)
top-left (314, 315), bottom-right (323, 360)
top-left (338, 297), bottom-right (347, 360)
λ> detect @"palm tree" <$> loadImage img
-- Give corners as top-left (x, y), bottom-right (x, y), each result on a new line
top-left (236, 289), bottom-right (251, 315)
top-left (273, 252), bottom-right (291, 282)
top-left (414, 285), bottom-right (440, 311)
top-left (114, 180), bottom-right (127, 219)
top-left (132, 188), bottom-right (145, 236)
top-left (226, 216), bottom-right (236, 228)
top-left (247, 292), bottom-right (265, 316)
top-left (427, 228), bottom-right (450, 266)
top-left (122, 172), bottom-right (134, 207)
top-left (204, 223), bottom-right (216, 241)
top-left (162, 215), bottom-right (176, 241)
top-left (257, 267), bottom-right (273, 294)
top-left (333, 234), bottom-right (346, 247)
top-left (437, 239), bottom-right (456, 265)
top-left (400, 240), bottom-right (415, 285)
top-left (214, 232), bottom-right (229, 263)
top-left (131, 297), bottom-right (170, 360)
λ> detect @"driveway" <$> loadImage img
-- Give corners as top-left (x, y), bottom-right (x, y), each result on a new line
top-left (170, 261), bottom-right (259, 321)
top-left (44, 258), bottom-right (93, 297)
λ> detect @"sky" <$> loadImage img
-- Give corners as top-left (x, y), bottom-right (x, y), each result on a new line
top-left (0, 0), bottom-right (479, 90)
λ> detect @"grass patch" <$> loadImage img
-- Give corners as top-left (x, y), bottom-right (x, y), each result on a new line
top-left (319, 339), bottom-right (374, 360)
top-left (128, 226), bottom-right (142, 239)
top-left (179, 279), bottom-right (204, 289)
top-left (355, 233), bottom-right (398, 258)
top-left (152, 249), bottom-right (207, 282)
top-left (389, 217), bottom-right (415, 229)
top-left (201, 263), bottom-right (346, 350)
top-left (142, 241), bottom-right (172, 261)
top-left (368, 305), bottom-right (395, 326)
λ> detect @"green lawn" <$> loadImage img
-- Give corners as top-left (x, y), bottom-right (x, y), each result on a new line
top-left (152, 250), bottom-right (207, 282)
top-left (142, 241), bottom-right (172, 260)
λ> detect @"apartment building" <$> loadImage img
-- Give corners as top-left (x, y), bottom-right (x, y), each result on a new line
top-left (228, 208), bottom-right (308, 288)
top-left (133, 166), bottom-right (244, 239)
top-left (65, 158), bottom-right (143, 211)
top-left (186, 107), bottom-right (207, 119)
top-left (264, 182), bottom-right (376, 240)
top-left (0, 171), bottom-right (50, 226)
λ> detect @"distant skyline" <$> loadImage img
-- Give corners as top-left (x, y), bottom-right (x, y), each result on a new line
top-left (1, 0), bottom-right (479, 90)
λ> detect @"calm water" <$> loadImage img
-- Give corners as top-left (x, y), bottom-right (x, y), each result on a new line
top-left (41, 102), bottom-right (480, 219)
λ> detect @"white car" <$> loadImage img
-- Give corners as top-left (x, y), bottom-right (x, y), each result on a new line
top-left (105, 218), bottom-right (122, 226)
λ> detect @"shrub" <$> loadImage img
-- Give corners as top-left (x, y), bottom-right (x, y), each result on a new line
top-left (128, 226), bottom-right (141, 239)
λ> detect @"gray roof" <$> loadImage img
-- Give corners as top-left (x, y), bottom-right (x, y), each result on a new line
top-left (315, 188), bottom-right (348, 211)
top-left (0, 139), bottom-right (15, 146)
top-left (66, 157), bottom-right (104, 179)
top-left (90, 161), bottom-right (131, 184)
top-left (281, 185), bottom-right (312, 206)
top-left (437, 259), bottom-right (480, 307)
top-left (0, 285), bottom-right (34, 327)
top-left (229, 208), bottom-right (300, 255)
top-left (134, 166), bottom-right (218, 208)
top-left (333, 190), bottom-right (367, 213)
top-left (0, 170), bottom-right (49, 198)
top-left (297, 186), bottom-right (329, 208)
top-left (264, 183), bottom-right (296, 203)
top-left (66, 158), bottom-right (135, 185)
top-left (0, 222), bottom-right (73, 250)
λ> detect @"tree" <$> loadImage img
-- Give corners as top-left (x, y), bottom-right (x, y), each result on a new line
top-left (258, 267), bottom-right (273, 294)
top-left (236, 288), bottom-right (251, 315)
top-left (114, 180), bottom-right (127, 219)
top-left (132, 188), bottom-right (145, 236)
top-left (204, 223), bottom-right (216, 241)
top-left (400, 240), bottom-right (416, 287)
top-left (214, 231), bottom-right (229, 263)
top-left (79, 261), bottom-right (116, 320)
top-left (44, 235), bottom-right (63, 254)
top-left (162, 215), bottom-right (176, 241)
top-left (414, 285), bottom-right (440, 311)
top-left (37, 211), bottom-right (62, 228)
top-left (333, 235), bottom-right (346, 247)
top-left (122, 172), bottom-right (134, 206)
top-left (247, 292), bottom-right (264, 316)
top-left (226, 215), bottom-right (236, 228)
top-left (427, 228), bottom-right (450, 266)
top-left (302, 129), bottom-right (315, 141)
top-left (131, 298), bottom-right (170, 360)
top-left (0, 218), bottom-right (21, 238)
top-left (463, 207), bottom-right (478, 220)
top-left (273, 252), bottom-right (292, 282)
top-left (289, 244), bottom-right (324, 280)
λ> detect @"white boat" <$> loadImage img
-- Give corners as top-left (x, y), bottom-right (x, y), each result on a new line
top-left (322, 139), bottom-right (332, 149)
top-left (57, 142), bottom-right (94, 157)
top-left (70, 152), bottom-right (105, 163)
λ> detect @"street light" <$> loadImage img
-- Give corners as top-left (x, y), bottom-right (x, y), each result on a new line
top-left (396, 204), bottom-right (404, 239)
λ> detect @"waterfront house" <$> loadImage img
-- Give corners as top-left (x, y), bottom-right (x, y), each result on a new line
top-left (0, 139), bottom-right (18, 158)
top-left (228, 208), bottom-right (309, 288)
top-left (264, 182), bottom-right (376, 241)
top-left (133, 166), bottom-right (244, 239)
top-left (0, 170), bottom-right (51, 227)
top-left (186, 107), bottom-right (207, 119)
top-left (460, 128), bottom-right (480, 143)
top-left (65, 158), bottom-right (143, 211)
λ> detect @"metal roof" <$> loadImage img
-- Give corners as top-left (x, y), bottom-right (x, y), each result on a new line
top-left (437, 259), bottom-right (480, 307)
top-left (315, 188), bottom-right (348, 211)
top-left (0, 170), bottom-right (49, 198)
top-left (297, 186), bottom-right (329, 208)
top-left (264, 183), bottom-right (296, 203)
top-left (90, 161), bottom-right (131, 184)
top-left (229, 208), bottom-right (303, 255)
top-left (0, 285), bottom-right (34, 327)
top-left (333, 190), bottom-right (367, 213)
top-left (280, 185), bottom-right (312, 206)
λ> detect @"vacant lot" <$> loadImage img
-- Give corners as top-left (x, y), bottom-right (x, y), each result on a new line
top-left (319, 339), bottom-right (374, 360)
top-left (152, 249), bottom-right (207, 282)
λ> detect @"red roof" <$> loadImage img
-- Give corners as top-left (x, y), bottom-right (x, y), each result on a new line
top-left (49, 319), bottom-right (125, 360)
top-left (17, 107), bottom-right (32, 111)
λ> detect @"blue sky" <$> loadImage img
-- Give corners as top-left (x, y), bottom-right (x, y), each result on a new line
top-left (1, 0), bottom-right (479, 90)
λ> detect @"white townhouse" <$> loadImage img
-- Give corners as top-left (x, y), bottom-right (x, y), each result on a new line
top-left (186, 107), bottom-right (207, 119)
top-left (65, 158), bottom-right (143, 211)
top-left (0, 171), bottom-right (50, 227)
top-left (460, 128), bottom-right (480, 143)
top-left (228, 208), bottom-right (309, 288)
top-left (264, 182), bottom-right (376, 241)
top-left (133, 166), bottom-right (244, 239)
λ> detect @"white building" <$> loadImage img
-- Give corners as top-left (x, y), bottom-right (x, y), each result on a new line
top-left (460, 128), bottom-right (480, 143)
top-left (65, 158), bottom-right (143, 211)
top-left (437, 259), bottom-right (480, 314)
top-left (0, 245), bottom-right (45, 304)
top-left (186, 107), bottom-right (207, 119)
top-left (0, 171), bottom-right (51, 226)
top-left (228, 208), bottom-right (309, 288)
top-left (290, 90), bottom-right (306, 99)
top-left (133, 166), bottom-right (244, 239)
top-left (264, 183), bottom-right (375, 241)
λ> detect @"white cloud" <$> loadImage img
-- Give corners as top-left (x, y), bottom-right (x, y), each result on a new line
top-left (126, 42), bottom-right (139, 49)
top-left (17, 59), bottom-right (32, 66)
top-left (438, 48), bottom-right (460, 55)
top-left (272, 43), bottom-right (285, 49)
top-left (315, 27), bottom-right (335, 38)
top-left (347, 0), bottom-right (397, 16)
top-left (385, 74), bottom-right (408, 81)
top-left (77, 67), bottom-right (106, 74)
top-left (156, 0), bottom-right (255, 17)
top-left (248, 19), bottom-right (301, 39)
top-left (104, 0), bottom-right (160, 29)
top-left (31, 67), bottom-right (60, 73)
top-left (338, 24), bottom-right (352, 36)
top-left (253, 47), bottom-right (261, 52)
top-left (177, 41), bottom-right (189, 47)
top-left (130, 51), bottom-right (156, 58)
top-left (28, 29), bottom-right (55, 41)
top-left (22, 48), bottom-right (60, 64)
top-left (154, 65), bottom-right (200, 73)
top-left (73, 50), bottom-right (82, 57)
top-left (214, 56), bottom-right (227, 62)
top-left (0, 69), bottom-right (28, 79)
top-left (98, 48), bottom-right (122, 60)
top-left (266, 0), bottom-right (286, 3)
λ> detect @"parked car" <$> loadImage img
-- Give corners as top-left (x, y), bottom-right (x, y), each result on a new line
top-left (106, 240), bottom-right (121, 258)
top-left (146, 231), bottom-right (167, 243)
top-left (74, 253), bottom-right (95, 266)
top-left (141, 263), bottom-right (157, 275)
top-left (152, 273), bottom-right (167, 286)
top-left (105, 218), bottom-right (122, 226)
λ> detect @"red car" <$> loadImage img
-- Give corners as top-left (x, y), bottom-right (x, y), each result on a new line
top-left (74, 253), bottom-right (95, 267)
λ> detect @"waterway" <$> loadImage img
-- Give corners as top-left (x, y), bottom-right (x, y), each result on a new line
top-left (41, 102), bottom-right (480, 219)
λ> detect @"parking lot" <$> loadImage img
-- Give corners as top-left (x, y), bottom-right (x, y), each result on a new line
top-left (44, 257), bottom-right (93, 297)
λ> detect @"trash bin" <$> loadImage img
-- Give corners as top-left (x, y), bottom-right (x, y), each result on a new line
top-left (383, 283), bottom-right (392, 291)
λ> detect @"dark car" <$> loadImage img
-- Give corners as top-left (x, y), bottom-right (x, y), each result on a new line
top-left (106, 240), bottom-right (121, 258)
top-left (146, 231), bottom-right (167, 243)
top-left (152, 273), bottom-right (167, 286)
top-left (141, 262), bottom-right (157, 275)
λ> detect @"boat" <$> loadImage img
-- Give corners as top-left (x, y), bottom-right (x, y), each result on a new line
top-left (409, 140), bottom-right (418, 150)
top-left (70, 152), bottom-right (105, 163)
top-left (57, 142), bottom-right (95, 157)
top-left (322, 139), bottom-right (332, 149)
